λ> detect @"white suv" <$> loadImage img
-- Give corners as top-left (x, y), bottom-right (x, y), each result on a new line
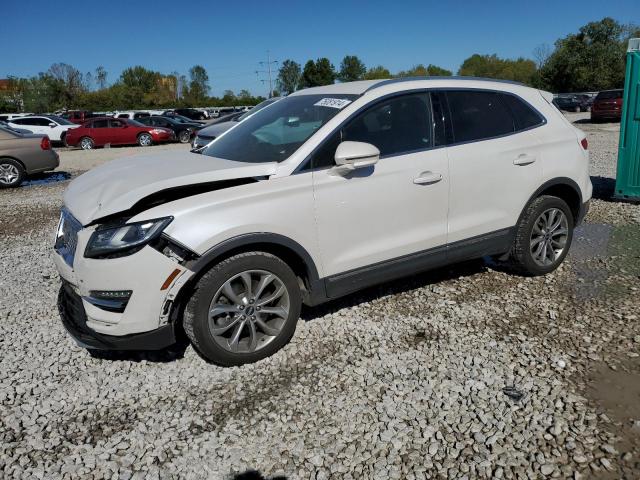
top-left (54, 78), bottom-right (592, 366)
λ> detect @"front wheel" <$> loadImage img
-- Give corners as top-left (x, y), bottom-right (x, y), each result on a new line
top-left (184, 252), bottom-right (302, 366)
top-left (138, 133), bottom-right (152, 147)
top-left (508, 195), bottom-right (574, 275)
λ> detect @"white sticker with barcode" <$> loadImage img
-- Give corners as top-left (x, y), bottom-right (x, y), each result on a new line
top-left (314, 98), bottom-right (352, 109)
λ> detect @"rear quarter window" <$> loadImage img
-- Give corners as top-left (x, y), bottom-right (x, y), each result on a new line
top-left (499, 93), bottom-right (545, 130)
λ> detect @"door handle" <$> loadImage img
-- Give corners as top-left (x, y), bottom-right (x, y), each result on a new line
top-left (413, 171), bottom-right (443, 185)
top-left (513, 154), bottom-right (536, 166)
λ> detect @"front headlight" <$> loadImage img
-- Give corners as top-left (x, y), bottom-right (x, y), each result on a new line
top-left (85, 217), bottom-right (173, 259)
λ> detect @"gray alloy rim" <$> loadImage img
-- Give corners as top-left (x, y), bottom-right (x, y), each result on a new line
top-left (139, 134), bottom-right (152, 146)
top-left (0, 163), bottom-right (19, 185)
top-left (80, 138), bottom-right (93, 150)
top-left (530, 208), bottom-right (569, 267)
top-left (179, 131), bottom-right (190, 143)
top-left (208, 269), bottom-right (290, 354)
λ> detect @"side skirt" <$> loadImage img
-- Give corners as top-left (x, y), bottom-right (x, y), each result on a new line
top-left (321, 227), bottom-right (515, 301)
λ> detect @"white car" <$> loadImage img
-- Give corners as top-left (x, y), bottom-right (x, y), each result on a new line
top-left (113, 111), bottom-right (151, 120)
top-left (8, 115), bottom-right (79, 144)
top-left (54, 78), bottom-right (592, 366)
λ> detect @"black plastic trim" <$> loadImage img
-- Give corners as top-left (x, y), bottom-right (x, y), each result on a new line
top-left (323, 227), bottom-right (515, 299)
top-left (518, 177), bottom-right (584, 225)
top-left (58, 282), bottom-right (176, 350)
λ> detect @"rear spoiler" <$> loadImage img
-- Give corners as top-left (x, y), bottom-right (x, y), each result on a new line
top-left (538, 90), bottom-right (554, 104)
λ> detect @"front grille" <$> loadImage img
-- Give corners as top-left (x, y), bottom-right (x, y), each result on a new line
top-left (54, 209), bottom-right (82, 267)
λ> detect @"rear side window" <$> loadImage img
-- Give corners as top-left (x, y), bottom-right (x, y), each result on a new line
top-left (92, 120), bottom-right (108, 128)
top-left (446, 90), bottom-right (514, 143)
top-left (500, 93), bottom-right (544, 130)
top-left (596, 90), bottom-right (623, 100)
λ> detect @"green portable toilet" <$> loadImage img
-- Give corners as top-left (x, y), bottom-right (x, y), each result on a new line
top-left (615, 38), bottom-right (640, 200)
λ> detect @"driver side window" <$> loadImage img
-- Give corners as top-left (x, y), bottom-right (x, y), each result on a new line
top-left (310, 92), bottom-right (433, 170)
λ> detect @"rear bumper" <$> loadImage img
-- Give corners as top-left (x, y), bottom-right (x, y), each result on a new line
top-left (577, 200), bottom-right (590, 225)
top-left (591, 110), bottom-right (621, 119)
top-left (58, 281), bottom-right (177, 350)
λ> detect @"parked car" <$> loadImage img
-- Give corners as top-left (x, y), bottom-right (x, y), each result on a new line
top-left (553, 95), bottom-right (584, 112)
top-left (114, 111), bottom-right (151, 120)
top-left (54, 78), bottom-right (591, 366)
top-left (163, 108), bottom-right (207, 120)
top-left (64, 117), bottom-right (174, 149)
top-left (161, 113), bottom-right (205, 126)
top-left (591, 89), bottom-right (624, 122)
top-left (191, 98), bottom-right (280, 149)
top-left (0, 120), bottom-right (32, 135)
top-left (60, 110), bottom-right (103, 124)
top-left (137, 116), bottom-right (202, 143)
top-left (0, 127), bottom-right (59, 187)
top-left (8, 115), bottom-right (80, 145)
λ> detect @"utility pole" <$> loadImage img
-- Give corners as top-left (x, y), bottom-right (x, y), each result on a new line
top-left (256, 51), bottom-right (278, 97)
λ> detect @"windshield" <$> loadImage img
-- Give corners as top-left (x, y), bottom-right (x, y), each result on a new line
top-left (202, 94), bottom-right (356, 163)
top-left (237, 98), bottom-right (279, 121)
top-left (48, 115), bottom-right (74, 125)
top-left (171, 114), bottom-right (195, 124)
top-left (597, 90), bottom-right (623, 100)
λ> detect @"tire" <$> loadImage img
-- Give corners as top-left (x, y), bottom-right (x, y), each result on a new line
top-left (574, 106), bottom-right (580, 113)
top-left (508, 195), bottom-right (574, 276)
top-left (138, 133), bottom-right (152, 147)
top-left (178, 130), bottom-right (191, 143)
top-left (60, 132), bottom-right (67, 147)
top-left (0, 158), bottom-right (26, 188)
top-left (80, 137), bottom-right (94, 150)
top-left (184, 252), bottom-right (302, 366)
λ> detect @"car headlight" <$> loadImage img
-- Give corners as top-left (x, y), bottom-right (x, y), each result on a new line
top-left (85, 217), bottom-right (173, 259)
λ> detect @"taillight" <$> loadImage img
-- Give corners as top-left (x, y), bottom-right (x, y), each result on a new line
top-left (40, 136), bottom-right (51, 150)
top-left (580, 138), bottom-right (588, 150)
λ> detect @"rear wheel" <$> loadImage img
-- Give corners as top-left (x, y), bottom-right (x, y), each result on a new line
top-left (0, 158), bottom-right (25, 188)
top-left (184, 252), bottom-right (302, 366)
top-left (178, 130), bottom-right (191, 143)
top-left (508, 195), bottom-right (574, 275)
top-left (138, 133), bottom-right (152, 147)
top-left (80, 137), bottom-right (94, 150)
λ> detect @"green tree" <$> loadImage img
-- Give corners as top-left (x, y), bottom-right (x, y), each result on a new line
top-left (425, 64), bottom-right (452, 76)
top-left (47, 63), bottom-right (85, 107)
top-left (458, 54), bottom-right (537, 85)
top-left (363, 65), bottom-right (392, 80)
top-left (338, 55), bottom-right (366, 82)
top-left (188, 65), bottom-right (210, 103)
top-left (277, 59), bottom-right (301, 95)
top-left (540, 17), bottom-right (639, 91)
top-left (301, 58), bottom-right (336, 87)
top-left (120, 66), bottom-right (159, 92)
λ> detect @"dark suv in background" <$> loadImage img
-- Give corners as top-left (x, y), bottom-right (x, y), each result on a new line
top-left (591, 89), bottom-right (624, 122)
top-left (163, 108), bottom-right (207, 120)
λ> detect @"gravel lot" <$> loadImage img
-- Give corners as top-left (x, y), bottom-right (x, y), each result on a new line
top-left (1, 114), bottom-right (639, 479)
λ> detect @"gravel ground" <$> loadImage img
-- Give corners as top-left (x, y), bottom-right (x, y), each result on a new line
top-left (1, 114), bottom-right (640, 479)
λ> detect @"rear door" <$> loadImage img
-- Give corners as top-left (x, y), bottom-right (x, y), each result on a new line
top-left (442, 89), bottom-right (543, 245)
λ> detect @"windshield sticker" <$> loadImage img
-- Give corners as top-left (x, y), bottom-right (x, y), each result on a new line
top-left (314, 98), bottom-right (352, 109)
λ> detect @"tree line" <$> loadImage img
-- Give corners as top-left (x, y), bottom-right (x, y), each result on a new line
top-left (1, 17), bottom-right (637, 114)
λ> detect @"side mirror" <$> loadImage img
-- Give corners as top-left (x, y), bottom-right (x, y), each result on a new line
top-left (49, 122), bottom-right (56, 128)
top-left (333, 141), bottom-right (380, 172)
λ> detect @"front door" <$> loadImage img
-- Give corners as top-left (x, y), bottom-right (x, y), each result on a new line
top-left (311, 92), bottom-right (449, 295)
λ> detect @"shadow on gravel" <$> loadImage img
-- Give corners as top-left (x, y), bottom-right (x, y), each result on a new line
top-left (231, 471), bottom-right (287, 480)
top-left (591, 176), bottom-right (617, 202)
top-left (21, 171), bottom-right (72, 187)
top-left (301, 259), bottom-right (488, 322)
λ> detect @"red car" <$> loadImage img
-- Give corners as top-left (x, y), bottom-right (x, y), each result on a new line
top-left (65, 117), bottom-right (175, 150)
top-left (591, 89), bottom-right (624, 122)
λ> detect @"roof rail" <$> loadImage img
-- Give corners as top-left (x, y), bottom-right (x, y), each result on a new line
top-left (364, 76), bottom-right (527, 93)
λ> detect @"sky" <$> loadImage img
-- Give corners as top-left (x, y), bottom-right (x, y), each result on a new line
top-left (2, 0), bottom-right (639, 97)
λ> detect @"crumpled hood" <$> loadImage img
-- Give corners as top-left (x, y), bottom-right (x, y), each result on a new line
top-left (64, 150), bottom-right (276, 225)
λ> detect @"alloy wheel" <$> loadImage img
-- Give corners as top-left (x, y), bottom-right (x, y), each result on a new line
top-left (80, 138), bottom-right (93, 150)
top-left (179, 131), bottom-right (190, 143)
top-left (530, 208), bottom-right (569, 267)
top-left (139, 134), bottom-right (152, 146)
top-left (0, 163), bottom-right (19, 185)
top-left (208, 269), bottom-right (290, 353)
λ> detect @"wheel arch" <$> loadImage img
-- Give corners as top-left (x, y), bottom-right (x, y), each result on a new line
top-left (183, 233), bottom-right (325, 307)
top-left (0, 155), bottom-right (27, 172)
top-left (520, 177), bottom-right (583, 225)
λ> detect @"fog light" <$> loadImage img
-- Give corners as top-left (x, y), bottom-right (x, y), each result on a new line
top-left (85, 290), bottom-right (132, 313)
